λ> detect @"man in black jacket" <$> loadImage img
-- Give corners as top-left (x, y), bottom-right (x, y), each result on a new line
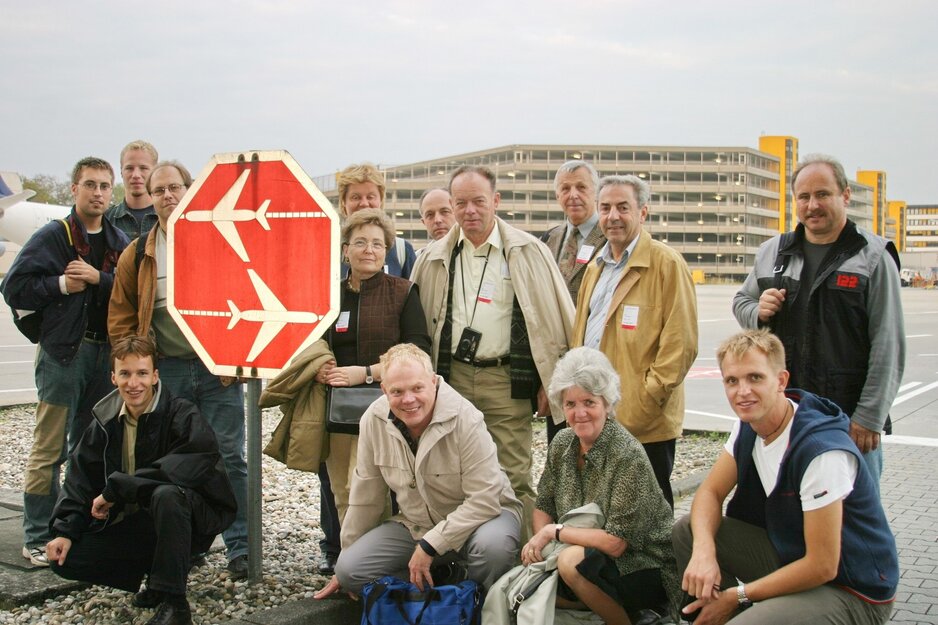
top-left (0, 156), bottom-right (129, 566)
top-left (46, 336), bottom-right (236, 625)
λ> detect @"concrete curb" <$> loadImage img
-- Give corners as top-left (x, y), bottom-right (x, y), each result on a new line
top-left (224, 596), bottom-right (361, 624)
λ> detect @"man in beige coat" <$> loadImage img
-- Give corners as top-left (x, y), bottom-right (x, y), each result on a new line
top-left (572, 175), bottom-right (698, 507)
top-left (314, 344), bottom-right (521, 597)
top-left (410, 165), bottom-right (574, 536)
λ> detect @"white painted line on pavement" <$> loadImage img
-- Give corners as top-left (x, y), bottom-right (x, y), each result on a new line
top-left (0, 388), bottom-right (37, 394)
top-left (882, 435), bottom-right (938, 448)
top-left (0, 360), bottom-right (33, 365)
top-left (899, 382), bottom-right (921, 392)
top-left (907, 334), bottom-right (932, 338)
top-left (686, 409), bottom-right (737, 421)
top-left (892, 381), bottom-right (938, 406)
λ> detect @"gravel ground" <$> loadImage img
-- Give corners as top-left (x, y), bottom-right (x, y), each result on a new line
top-left (0, 403), bottom-right (725, 624)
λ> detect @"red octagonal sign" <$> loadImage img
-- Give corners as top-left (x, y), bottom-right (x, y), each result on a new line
top-left (167, 150), bottom-right (340, 378)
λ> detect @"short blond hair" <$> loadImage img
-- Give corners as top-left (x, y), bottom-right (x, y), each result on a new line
top-left (337, 163), bottom-right (385, 215)
top-left (120, 140), bottom-right (158, 166)
top-left (716, 329), bottom-right (786, 373)
top-left (380, 344), bottom-right (434, 377)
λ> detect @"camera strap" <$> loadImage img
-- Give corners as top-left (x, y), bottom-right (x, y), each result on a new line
top-left (459, 244), bottom-right (492, 328)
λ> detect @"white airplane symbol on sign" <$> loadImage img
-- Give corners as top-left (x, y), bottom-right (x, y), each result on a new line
top-left (182, 170), bottom-right (269, 262)
top-left (227, 269), bottom-right (323, 362)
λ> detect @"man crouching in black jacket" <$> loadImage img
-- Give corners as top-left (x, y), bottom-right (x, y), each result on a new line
top-left (46, 335), bottom-right (236, 625)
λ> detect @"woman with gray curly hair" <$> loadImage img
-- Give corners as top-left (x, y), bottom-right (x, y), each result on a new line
top-left (524, 347), bottom-right (680, 624)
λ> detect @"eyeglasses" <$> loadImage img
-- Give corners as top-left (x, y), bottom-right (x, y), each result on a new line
top-left (349, 240), bottom-right (386, 251)
top-left (151, 184), bottom-right (186, 197)
top-left (80, 181), bottom-right (112, 192)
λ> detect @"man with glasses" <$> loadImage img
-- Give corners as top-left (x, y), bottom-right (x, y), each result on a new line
top-left (106, 140), bottom-right (159, 242)
top-left (1, 157), bottom-right (129, 566)
top-left (571, 175), bottom-right (697, 508)
top-left (108, 161), bottom-right (251, 580)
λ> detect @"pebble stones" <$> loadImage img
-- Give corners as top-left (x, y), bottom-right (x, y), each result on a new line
top-left (0, 404), bottom-right (724, 624)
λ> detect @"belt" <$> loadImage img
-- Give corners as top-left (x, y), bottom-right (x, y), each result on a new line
top-left (470, 354), bottom-right (510, 368)
top-left (83, 330), bottom-right (108, 342)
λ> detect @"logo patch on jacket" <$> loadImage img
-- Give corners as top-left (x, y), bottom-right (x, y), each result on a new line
top-left (829, 271), bottom-right (865, 292)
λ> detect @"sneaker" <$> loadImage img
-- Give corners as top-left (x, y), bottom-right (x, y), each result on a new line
top-left (22, 546), bottom-right (49, 567)
top-left (227, 554), bottom-right (248, 580)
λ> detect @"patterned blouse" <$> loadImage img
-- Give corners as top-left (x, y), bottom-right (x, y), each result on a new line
top-left (535, 418), bottom-right (679, 602)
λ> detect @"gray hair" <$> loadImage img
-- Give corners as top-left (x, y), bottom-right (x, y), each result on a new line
top-left (792, 153), bottom-right (848, 194)
top-left (553, 160), bottom-right (599, 193)
top-left (597, 174), bottom-right (650, 208)
top-left (548, 347), bottom-right (621, 416)
top-left (449, 165), bottom-right (497, 193)
top-left (418, 187), bottom-right (450, 208)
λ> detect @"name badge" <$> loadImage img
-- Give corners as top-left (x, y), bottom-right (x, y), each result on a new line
top-left (576, 244), bottom-right (594, 264)
top-left (335, 311), bottom-right (350, 333)
top-left (620, 305), bottom-right (639, 330)
top-left (478, 281), bottom-right (496, 304)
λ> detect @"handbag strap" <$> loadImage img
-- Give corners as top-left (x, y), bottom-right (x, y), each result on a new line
top-left (362, 579), bottom-right (389, 625)
top-left (392, 588), bottom-right (438, 625)
top-left (510, 570), bottom-right (554, 615)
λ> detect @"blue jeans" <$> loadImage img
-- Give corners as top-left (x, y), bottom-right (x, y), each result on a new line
top-left (24, 339), bottom-right (112, 548)
top-left (157, 356), bottom-right (248, 560)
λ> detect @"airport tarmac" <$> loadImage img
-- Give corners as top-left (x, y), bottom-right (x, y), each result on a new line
top-left (2, 284), bottom-right (937, 443)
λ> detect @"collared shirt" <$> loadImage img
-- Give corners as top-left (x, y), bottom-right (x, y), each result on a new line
top-left (562, 212), bottom-right (600, 253)
top-left (117, 384), bottom-right (160, 520)
top-left (151, 228), bottom-right (196, 358)
top-left (583, 235), bottom-right (641, 349)
top-left (451, 227), bottom-right (513, 359)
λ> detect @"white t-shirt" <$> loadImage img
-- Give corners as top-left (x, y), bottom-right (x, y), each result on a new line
top-left (724, 400), bottom-right (859, 512)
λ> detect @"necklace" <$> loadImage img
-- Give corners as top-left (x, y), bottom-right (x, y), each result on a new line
top-left (346, 277), bottom-right (360, 293)
top-left (761, 401), bottom-right (793, 443)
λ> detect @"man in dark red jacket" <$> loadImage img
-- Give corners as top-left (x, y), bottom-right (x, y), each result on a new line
top-left (46, 336), bottom-right (235, 625)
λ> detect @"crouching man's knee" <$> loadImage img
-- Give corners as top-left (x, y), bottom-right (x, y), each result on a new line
top-left (465, 510), bottom-right (521, 589)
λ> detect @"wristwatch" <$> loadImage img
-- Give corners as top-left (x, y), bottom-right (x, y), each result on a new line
top-left (736, 584), bottom-right (752, 609)
top-left (365, 366), bottom-right (374, 384)
top-left (555, 524), bottom-right (564, 541)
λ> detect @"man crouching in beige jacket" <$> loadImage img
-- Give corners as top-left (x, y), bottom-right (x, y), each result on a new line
top-left (314, 343), bottom-right (521, 597)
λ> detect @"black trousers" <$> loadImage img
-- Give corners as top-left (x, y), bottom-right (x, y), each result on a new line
top-left (51, 485), bottom-right (217, 595)
top-left (642, 439), bottom-right (676, 509)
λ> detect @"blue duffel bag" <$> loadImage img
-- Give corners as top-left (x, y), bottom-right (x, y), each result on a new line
top-left (360, 576), bottom-right (480, 625)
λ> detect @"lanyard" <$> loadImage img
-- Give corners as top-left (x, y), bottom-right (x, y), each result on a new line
top-left (459, 244), bottom-right (492, 328)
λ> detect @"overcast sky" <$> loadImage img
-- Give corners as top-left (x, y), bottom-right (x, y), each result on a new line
top-left (2, 1), bottom-right (936, 202)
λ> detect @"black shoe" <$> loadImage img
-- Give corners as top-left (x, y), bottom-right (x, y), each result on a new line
top-left (133, 586), bottom-right (163, 609)
top-left (316, 553), bottom-right (337, 576)
top-left (227, 554), bottom-right (248, 580)
top-left (189, 552), bottom-right (207, 570)
top-left (144, 600), bottom-right (192, 625)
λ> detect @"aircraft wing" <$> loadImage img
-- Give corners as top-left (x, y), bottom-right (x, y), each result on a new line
top-left (247, 269), bottom-right (286, 311)
top-left (215, 221), bottom-right (250, 262)
top-left (247, 320), bottom-right (287, 362)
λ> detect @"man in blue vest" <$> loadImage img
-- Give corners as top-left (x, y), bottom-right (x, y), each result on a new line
top-left (673, 329), bottom-right (897, 624)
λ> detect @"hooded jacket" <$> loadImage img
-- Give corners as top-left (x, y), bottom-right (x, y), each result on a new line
top-left (727, 389), bottom-right (898, 603)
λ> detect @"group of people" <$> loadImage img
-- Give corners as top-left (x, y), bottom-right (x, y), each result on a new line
top-left (0, 146), bottom-right (904, 625)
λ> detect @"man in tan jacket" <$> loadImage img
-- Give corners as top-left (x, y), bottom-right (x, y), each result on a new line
top-left (572, 175), bottom-right (698, 507)
top-left (314, 344), bottom-right (521, 597)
